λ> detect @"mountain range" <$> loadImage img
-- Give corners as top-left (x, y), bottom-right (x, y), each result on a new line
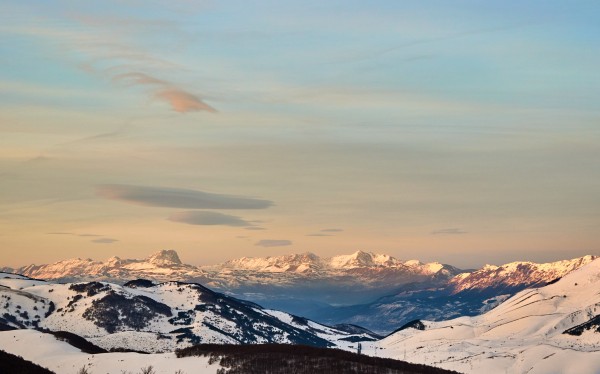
top-left (2, 250), bottom-right (460, 302)
top-left (2, 250), bottom-right (595, 333)
top-left (0, 255), bottom-right (599, 373)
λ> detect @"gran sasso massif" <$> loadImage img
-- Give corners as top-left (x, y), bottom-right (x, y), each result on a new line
top-left (3, 250), bottom-right (595, 333)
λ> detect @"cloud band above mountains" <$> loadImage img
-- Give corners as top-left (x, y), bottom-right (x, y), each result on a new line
top-left (168, 211), bottom-right (252, 227)
top-left (96, 184), bottom-right (273, 209)
top-left (255, 239), bottom-right (292, 247)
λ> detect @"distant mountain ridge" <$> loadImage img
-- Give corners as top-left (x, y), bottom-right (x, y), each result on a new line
top-left (310, 255), bottom-right (597, 333)
top-left (2, 250), bottom-right (596, 334)
top-left (1, 250), bottom-right (201, 282)
top-left (2, 249), bottom-right (458, 280)
top-left (448, 255), bottom-right (597, 294)
top-left (216, 250), bottom-right (455, 276)
top-left (1, 250), bottom-right (463, 307)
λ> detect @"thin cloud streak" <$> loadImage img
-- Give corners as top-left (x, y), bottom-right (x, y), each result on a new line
top-left (155, 88), bottom-right (216, 113)
top-left (47, 232), bottom-right (102, 237)
top-left (431, 228), bottom-right (468, 235)
top-left (91, 238), bottom-right (119, 244)
top-left (168, 211), bottom-right (252, 227)
top-left (114, 72), bottom-right (216, 113)
top-left (255, 239), bottom-right (292, 247)
top-left (96, 184), bottom-right (273, 209)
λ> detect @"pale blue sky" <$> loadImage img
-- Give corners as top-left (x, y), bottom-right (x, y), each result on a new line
top-left (0, 0), bottom-right (598, 267)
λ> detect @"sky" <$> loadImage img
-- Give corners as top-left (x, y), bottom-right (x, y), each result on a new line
top-left (1, 0), bottom-right (599, 268)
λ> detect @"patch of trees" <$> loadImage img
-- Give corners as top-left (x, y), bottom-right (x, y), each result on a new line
top-left (0, 349), bottom-right (55, 374)
top-left (82, 291), bottom-right (171, 333)
top-left (168, 311), bottom-right (194, 326)
top-left (563, 315), bottom-right (600, 336)
top-left (47, 331), bottom-right (108, 354)
top-left (69, 282), bottom-right (110, 297)
top-left (124, 279), bottom-right (156, 288)
top-left (176, 344), bottom-right (461, 374)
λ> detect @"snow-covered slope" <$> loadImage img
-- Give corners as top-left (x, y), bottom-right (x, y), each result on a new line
top-left (0, 329), bottom-right (217, 374)
top-left (363, 257), bottom-right (600, 373)
top-left (448, 255), bottom-right (597, 294)
top-left (0, 328), bottom-right (456, 374)
top-left (0, 273), bottom-right (376, 353)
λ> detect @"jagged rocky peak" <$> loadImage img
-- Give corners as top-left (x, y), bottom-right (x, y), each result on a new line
top-left (327, 250), bottom-right (399, 269)
top-left (145, 249), bottom-right (182, 266)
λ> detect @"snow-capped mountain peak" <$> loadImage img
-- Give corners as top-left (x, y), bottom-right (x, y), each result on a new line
top-left (328, 251), bottom-right (397, 269)
top-left (145, 249), bottom-right (182, 266)
top-left (221, 252), bottom-right (323, 273)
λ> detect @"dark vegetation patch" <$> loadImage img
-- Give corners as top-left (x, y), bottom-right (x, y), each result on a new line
top-left (124, 279), bottom-right (156, 288)
top-left (69, 282), bottom-right (110, 297)
top-left (389, 319), bottom-right (426, 335)
top-left (170, 327), bottom-right (202, 345)
top-left (82, 291), bottom-right (172, 333)
top-left (47, 331), bottom-right (107, 354)
top-left (1, 313), bottom-right (26, 328)
top-left (546, 277), bottom-right (562, 285)
top-left (291, 315), bottom-right (309, 325)
top-left (339, 335), bottom-right (378, 342)
top-left (563, 315), bottom-right (600, 336)
top-left (168, 311), bottom-right (193, 326)
top-left (66, 294), bottom-right (83, 309)
top-left (0, 349), bottom-right (55, 374)
top-left (333, 324), bottom-right (383, 339)
top-left (0, 320), bottom-right (17, 331)
top-left (176, 344), bottom-right (461, 374)
top-left (109, 347), bottom-right (150, 354)
top-left (44, 301), bottom-right (55, 318)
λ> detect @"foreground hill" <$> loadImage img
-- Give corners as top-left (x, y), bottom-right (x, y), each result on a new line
top-left (364, 257), bottom-right (600, 373)
top-left (0, 274), bottom-right (376, 353)
top-left (312, 255), bottom-right (597, 333)
top-left (0, 329), bottom-right (458, 374)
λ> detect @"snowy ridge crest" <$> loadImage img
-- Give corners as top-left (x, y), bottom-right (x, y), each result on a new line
top-left (449, 255), bottom-right (598, 293)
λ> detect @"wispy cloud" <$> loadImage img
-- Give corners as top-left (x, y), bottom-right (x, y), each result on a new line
top-left (155, 88), bottom-right (216, 113)
top-left (3, 11), bottom-right (216, 114)
top-left (114, 72), bottom-right (216, 113)
top-left (255, 239), bottom-right (292, 247)
top-left (321, 228), bottom-right (343, 232)
top-left (431, 228), bottom-right (467, 235)
top-left (91, 238), bottom-right (118, 244)
top-left (168, 210), bottom-right (252, 227)
top-left (96, 184), bottom-right (273, 209)
top-left (307, 233), bottom-right (332, 237)
top-left (47, 232), bottom-right (102, 237)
